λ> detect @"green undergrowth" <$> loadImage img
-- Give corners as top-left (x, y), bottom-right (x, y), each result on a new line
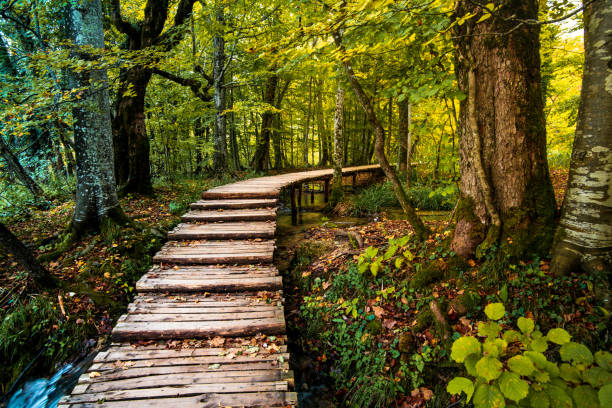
top-left (0, 177), bottom-right (212, 394)
top-left (289, 223), bottom-right (610, 407)
top-left (349, 181), bottom-right (458, 215)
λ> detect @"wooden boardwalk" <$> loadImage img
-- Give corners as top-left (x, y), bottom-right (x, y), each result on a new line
top-left (59, 165), bottom-right (381, 407)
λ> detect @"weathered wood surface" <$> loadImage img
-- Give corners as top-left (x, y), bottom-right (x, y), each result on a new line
top-left (62, 165), bottom-right (381, 407)
top-left (168, 222), bottom-right (276, 240)
top-left (182, 208), bottom-right (277, 222)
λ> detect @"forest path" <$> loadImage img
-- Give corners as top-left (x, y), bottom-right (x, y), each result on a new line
top-left (59, 164), bottom-right (381, 408)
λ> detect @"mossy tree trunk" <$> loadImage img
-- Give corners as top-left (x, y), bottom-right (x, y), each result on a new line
top-left (212, 7), bottom-right (228, 172)
top-left (397, 99), bottom-right (409, 174)
top-left (68, 0), bottom-right (127, 236)
top-left (550, 0), bottom-right (612, 276)
top-left (252, 72), bottom-right (278, 172)
top-left (450, 0), bottom-right (556, 259)
top-left (330, 82), bottom-right (345, 206)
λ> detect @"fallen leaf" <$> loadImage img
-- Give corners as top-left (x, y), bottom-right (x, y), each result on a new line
top-left (88, 371), bottom-right (101, 378)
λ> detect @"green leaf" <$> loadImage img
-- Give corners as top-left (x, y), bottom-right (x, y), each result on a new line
top-left (394, 257), bottom-right (403, 269)
top-left (545, 384), bottom-right (573, 408)
top-left (370, 261), bottom-right (380, 277)
top-left (572, 385), bottom-right (600, 408)
top-left (499, 371), bottom-right (529, 402)
top-left (499, 284), bottom-right (508, 302)
top-left (358, 262), bottom-right (369, 274)
top-left (559, 363), bottom-right (581, 383)
top-left (529, 390), bottom-right (550, 408)
top-left (383, 245), bottom-right (398, 260)
top-left (508, 355), bottom-right (535, 376)
top-left (517, 317), bottom-right (535, 335)
top-left (524, 351), bottom-right (559, 377)
top-left (529, 337), bottom-right (549, 353)
top-left (560, 342), bottom-right (594, 365)
top-left (594, 351), bottom-right (612, 371)
top-left (483, 338), bottom-right (507, 358)
top-left (547, 328), bottom-right (571, 345)
top-left (403, 250), bottom-right (414, 261)
top-left (447, 377), bottom-right (475, 401)
top-left (583, 366), bottom-right (612, 388)
top-left (476, 356), bottom-right (503, 381)
top-left (485, 303), bottom-right (506, 320)
top-left (465, 353), bottom-right (480, 377)
top-left (473, 383), bottom-right (506, 408)
top-left (599, 383), bottom-right (612, 407)
top-left (451, 336), bottom-right (482, 363)
top-left (503, 330), bottom-right (522, 343)
top-left (365, 246), bottom-right (378, 258)
top-left (480, 321), bottom-right (502, 339)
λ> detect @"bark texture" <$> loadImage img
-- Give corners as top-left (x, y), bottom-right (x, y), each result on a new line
top-left (69, 0), bottom-right (126, 234)
top-left (398, 99), bottom-right (409, 174)
top-left (550, 0), bottom-right (612, 276)
top-left (330, 83), bottom-right (345, 206)
top-left (252, 73), bottom-right (278, 172)
top-left (0, 135), bottom-right (45, 198)
top-left (212, 9), bottom-right (228, 172)
top-left (450, 0), bottom-right (556, 259)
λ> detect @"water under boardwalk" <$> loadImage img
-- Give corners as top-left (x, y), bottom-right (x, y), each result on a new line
top-left (59, 165), bottom-right (381, 408)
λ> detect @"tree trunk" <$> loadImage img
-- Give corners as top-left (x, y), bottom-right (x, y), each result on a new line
top-left (252, 73), bottom-right (278, 171)
top-left (69, 0), bottom-right (127, 235)
top-left (317, 79), bottom-right (330, 166)
top-left (212, 9), bottom-right (228, 172)
top-left (398, 99), bottom-right (409, 173)
top-left (0, 135), bottom-right (45, 198)
top-left (330, 83), bottom-right (345, 206)
top-left (333, 32), bottom-right (429, 239)
top-left (450, 0), bottom-right (556, 259)
top-left (550, 0), bottom-right (612, 276)
top-left (113, 68), bottom-right (153, 194)
top-left (0, 222), bottom-right (53, 286)
top-left (303, 77), bottom-right (312, 167)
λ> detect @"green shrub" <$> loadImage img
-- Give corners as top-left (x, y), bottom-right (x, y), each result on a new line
top-left (350, 181), bottom-right (458, 215)
top-left (447, 302), bottom-right (612, 408)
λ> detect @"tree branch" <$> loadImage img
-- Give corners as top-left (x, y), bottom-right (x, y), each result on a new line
top-left (152, 68), bottom-right (212, 102)
top-left (109, 0), bottom-right (140, 38)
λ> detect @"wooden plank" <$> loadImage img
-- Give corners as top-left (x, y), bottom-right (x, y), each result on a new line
top-left (112, 318), bottom-right (286, 341)
top-left (153, 241), bottom-right (275, 265)
top-left (77, 370), bottom-right (294, 393)
top-left (202, 191), bottom-right (280, 199)
top-left (136, 276), bottom-right (282, 292)
top-left (94, 346), bottom-right (288, 362)
top-left (93, 353), bottom-right (290, 370)
top-left (145, 265), bottom-right (278, 275)
top-left (168, 222), bottom-right (276, 240)
top-left (127, 305), bottom-right (281, 314)
top-left (121, 310), bottom-right (283, 322)
top-left (59, 392), bottom-right (298, 407)
top-left (182, 209), bottom-right (277, 222)
top-left (190, 199), bottom-right (278, 210)
top-left (65, 381), bottom-right (289, 403)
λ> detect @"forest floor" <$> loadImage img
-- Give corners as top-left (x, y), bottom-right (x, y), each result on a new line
top-left (2, 167), bottom-right (607, 408)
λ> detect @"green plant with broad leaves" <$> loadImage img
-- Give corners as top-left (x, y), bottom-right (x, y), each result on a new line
top-left (447, 303), bottom-right (612, 408)
top-left (357, 235), bottom-right (414, 277)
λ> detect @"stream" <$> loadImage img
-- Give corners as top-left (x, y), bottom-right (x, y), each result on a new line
top-left (5, 190), bottom-right (443, 408)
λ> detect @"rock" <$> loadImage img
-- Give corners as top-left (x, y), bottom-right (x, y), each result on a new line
top-left (398, 332), bottom-right (414, 353)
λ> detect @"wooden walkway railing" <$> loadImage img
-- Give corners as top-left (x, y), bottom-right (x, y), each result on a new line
top-left (59, 164), bottom-right (381, 408)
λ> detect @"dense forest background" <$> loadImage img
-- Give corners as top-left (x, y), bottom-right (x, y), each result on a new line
top-left (1, 0), bottom-right (610, 407)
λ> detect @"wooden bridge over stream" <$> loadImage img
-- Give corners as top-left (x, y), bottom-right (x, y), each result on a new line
top-left (59, 165), bottom-right (382, 408)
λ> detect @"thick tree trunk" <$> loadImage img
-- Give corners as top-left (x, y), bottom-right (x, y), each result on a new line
top-left (0, 135), bottom-right (45, 198)
top-left (113, 68), bottom-right (153, 194)
top-left (303, 77), bottom-right (312, 167)
top-left (450, 0), bottom-right (556, 259)
top-left (252, 73), bottom-right (278, 172)
top-left (212, 9), bottom-right (228, 172)
top-left (330, 83), bottom-right (345, 206)
top-left (69, 0), bottom-right (127, 235)
top-left (550, 0), bottom-right (612, 276)
top-left (0, 222), bottom-right (53, 286)
top-left (333, 32), bottom-right (430, 239)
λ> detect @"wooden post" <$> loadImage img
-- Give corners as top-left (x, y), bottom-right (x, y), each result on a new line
top-left (290, 187), bottom-right (297, 225)
top-left (352, 173), bottom-right (357, 191)
top-left (297, 183), bottom-right (302, 215)
top-left (324, 179), bottom-right (329, 202)
top-left (310, 183), bottom-right (315, 204)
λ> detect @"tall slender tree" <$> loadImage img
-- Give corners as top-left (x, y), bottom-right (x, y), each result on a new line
top-left (550, 0), bottom-right (612, 275)
top-left (330, 82), bottom-right (345, 206)
top-left (450, 0), bottom-right (556, 259)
